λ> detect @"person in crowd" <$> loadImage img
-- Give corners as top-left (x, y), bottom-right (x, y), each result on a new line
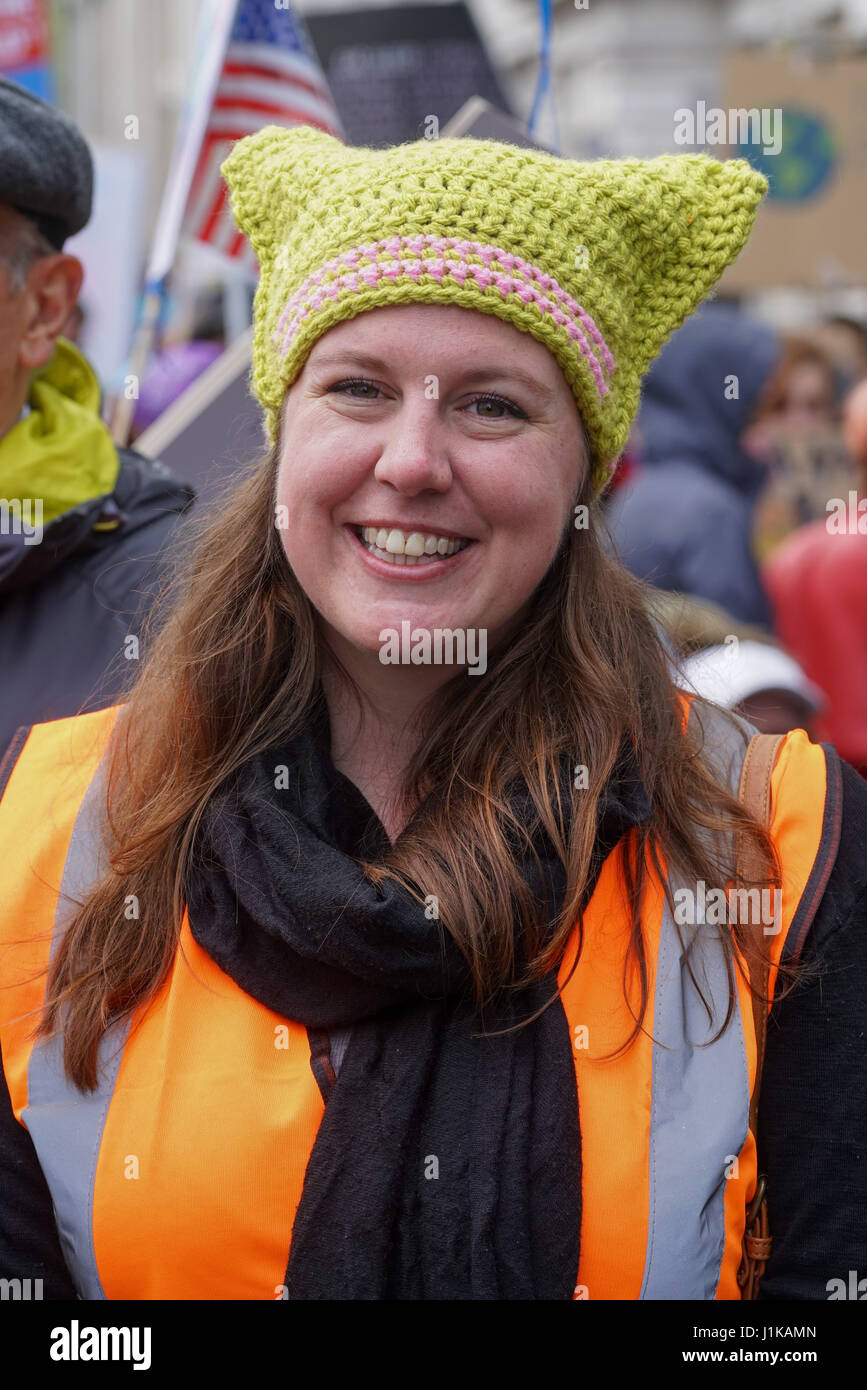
top-left (604, 300), bottom-right (779, 626)
top-left (0, 76), bottom-right (194, 754)
top-left (815, 314), bottom-right (867, 393)
top-left (646, 590), bottom-right (822, 736)
top-left (747, 336), bottom-right (837, 442)
top-left (763, 376), bottom-right (867, 778)
top-left (744, 336), bottom-right (851, 559)
top-left (1, 127), bottom-right (866, 1303)
top-left (679, 640), bottom-right (824, 739)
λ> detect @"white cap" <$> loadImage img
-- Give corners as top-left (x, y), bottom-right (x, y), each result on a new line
top-left (679, 640), bottom-right (826, 713)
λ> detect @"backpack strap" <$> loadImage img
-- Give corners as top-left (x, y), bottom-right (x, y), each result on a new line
top-left (735, 730), bottom-right (785, 1299)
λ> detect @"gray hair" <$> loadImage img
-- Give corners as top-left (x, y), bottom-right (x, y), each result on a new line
top-left (0, 204), bottom-right (56, 293)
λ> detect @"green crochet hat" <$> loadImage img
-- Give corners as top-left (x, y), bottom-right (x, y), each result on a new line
top-left (221, 126), bottom-right (767, 494)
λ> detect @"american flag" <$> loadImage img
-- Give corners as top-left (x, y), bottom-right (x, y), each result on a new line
top-left (183, 0), bottom-right (344, 266)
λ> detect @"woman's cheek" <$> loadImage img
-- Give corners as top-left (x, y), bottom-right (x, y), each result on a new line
top-left (275, 463), bottom-right (330, 531)
top-left (488, 489), bottom-right (569, 563)
top-left (280, 444), bottom-right (373, 517)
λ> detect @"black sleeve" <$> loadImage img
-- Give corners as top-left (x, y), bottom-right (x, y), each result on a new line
top-left (757, 756), bottom-right (867, 1300)
top-left (0, 1036), bottom-right (79, 1298)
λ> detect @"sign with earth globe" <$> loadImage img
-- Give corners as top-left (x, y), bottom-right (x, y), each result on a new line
top-left (737, 108), bottom-right (836, 202)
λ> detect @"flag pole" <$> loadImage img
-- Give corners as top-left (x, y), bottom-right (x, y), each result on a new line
top-left (109, 286), bottom-right (165, 448)
top-left (110, 0), bottom-right (239, 446)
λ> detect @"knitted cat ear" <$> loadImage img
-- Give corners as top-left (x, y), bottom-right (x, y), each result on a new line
top-left (221, 124), bottom-right (345, 266)
top-left (589, 153), bottom-right (768, 381)
top-left (557, 151), bottom-right (767, 479)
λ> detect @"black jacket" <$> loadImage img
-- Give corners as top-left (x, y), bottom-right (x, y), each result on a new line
top-left (0, 447), bottom-right (194, 752)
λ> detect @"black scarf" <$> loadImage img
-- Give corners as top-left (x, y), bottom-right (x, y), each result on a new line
top-left (186, 700), bottom-right (650, 1300)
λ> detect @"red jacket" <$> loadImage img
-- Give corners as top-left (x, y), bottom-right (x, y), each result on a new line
top-left (763, 519), bottom-right (867, 774)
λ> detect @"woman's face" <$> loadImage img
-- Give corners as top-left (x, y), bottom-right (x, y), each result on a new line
top-left (780, 361), bottom-right (835, 430)
top-left (276, 303), bottom-right (587, 670)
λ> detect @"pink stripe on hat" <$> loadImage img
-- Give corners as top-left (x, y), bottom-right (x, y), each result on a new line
top-left (271, 235), bottom-right (614, 399)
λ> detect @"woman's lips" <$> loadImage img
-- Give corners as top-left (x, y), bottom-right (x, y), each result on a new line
top-left (344, 524), bottom-right (475, 580)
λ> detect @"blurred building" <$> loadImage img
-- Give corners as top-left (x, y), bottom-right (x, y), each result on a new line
top-left (40, 0), bottom-right (867, 376)
top-left (48, 0), bottom-right (867, 223)
top-left (51, 0), bottom-right (200, 185)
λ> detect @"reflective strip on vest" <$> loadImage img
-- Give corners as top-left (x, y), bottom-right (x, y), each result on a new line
top-left (643, 699), bottom-right (750, 1300)
top-left (639, 889), bottom-right (749, 1298)
top-left (25, 753), bottom-right (127, 1299)
top-left (0, 700), bottom-right (833, 1299)
top-left (558, 701), bottom-right (832, 1300)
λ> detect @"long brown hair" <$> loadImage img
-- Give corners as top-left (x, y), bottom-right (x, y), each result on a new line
top-left (34, 416), bottom-right (802, 1092)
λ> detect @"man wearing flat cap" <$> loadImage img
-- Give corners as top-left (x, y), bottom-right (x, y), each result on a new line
top-left (0, 76), bottom-right (194, 756)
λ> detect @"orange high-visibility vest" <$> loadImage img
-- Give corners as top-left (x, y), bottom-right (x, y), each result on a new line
top-left (0, 699), bottom-right (839, 1299)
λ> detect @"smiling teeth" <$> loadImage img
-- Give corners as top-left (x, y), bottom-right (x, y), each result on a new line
top-left (359, 526), bottom-right (469, 564)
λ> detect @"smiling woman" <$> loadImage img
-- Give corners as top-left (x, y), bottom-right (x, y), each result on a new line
top-left (274, 303), bottom-right (590, 832)
top-left (1, 125), bottom-right (865, 1305)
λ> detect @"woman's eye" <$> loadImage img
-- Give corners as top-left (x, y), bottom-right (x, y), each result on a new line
top-left (467, 393), bottom-right (527, 420)
top-left (330, 378), bottom-right (382, 399)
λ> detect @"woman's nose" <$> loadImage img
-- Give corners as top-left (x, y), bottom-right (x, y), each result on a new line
top-left (373, 402), bottom-right (453, 494)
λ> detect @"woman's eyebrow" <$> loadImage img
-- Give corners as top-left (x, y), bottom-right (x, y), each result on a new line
top-left (311, 351), bottom-right (555, 403)
top-left (460, 366), bottom-right (555, 404)
top-left (312, 351), bottom-right (391, 373)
